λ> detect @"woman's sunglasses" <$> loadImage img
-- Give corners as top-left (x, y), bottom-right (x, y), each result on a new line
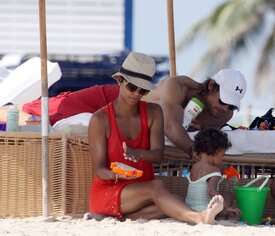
top-left (123, 79), bottom-right (150, 96)
top-left (218, 99), bottom-right (237, 111)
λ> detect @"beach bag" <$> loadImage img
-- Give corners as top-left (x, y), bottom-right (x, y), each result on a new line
top-left (234, 175), bottom-right (270, 225)
top-left (249, 108), bottom-right (275, 130)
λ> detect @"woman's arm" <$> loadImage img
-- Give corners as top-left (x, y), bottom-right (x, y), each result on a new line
top-left (88, 110), bottom-right (115, 180)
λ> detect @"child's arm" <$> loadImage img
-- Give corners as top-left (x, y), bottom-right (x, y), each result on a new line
top-left (208, 176), bottom-right (241, 216)
top-left (207, 176), bottom-right (221, 197)
top-left (208, 176), bottom-right (236, 209)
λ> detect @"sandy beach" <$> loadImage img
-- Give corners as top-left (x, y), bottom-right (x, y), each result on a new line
top-left (0, 216), bottom-right (274, 236)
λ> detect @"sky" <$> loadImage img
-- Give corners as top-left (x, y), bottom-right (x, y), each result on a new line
top-left (132, 0), bottom-right (227, 75)
top-left (132, 0), bottom-right (274, 126)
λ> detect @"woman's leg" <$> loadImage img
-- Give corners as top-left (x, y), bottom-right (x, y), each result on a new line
top-left (125, 204), bottom-right (165, 220)
top-left (120, 179), bottom-right (224, 224)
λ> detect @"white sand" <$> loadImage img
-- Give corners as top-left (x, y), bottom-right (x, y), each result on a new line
top-left (0, 216), bottom-right (274, 236)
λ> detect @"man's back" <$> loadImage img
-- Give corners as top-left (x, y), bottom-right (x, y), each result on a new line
top-left (144, 76), bottom-right (232, 130)
top-left (143, 75), bottom-right (234, 155)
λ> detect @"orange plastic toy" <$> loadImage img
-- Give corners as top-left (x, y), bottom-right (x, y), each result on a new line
top-left (110, 162), bottom-right (143, 177)
top-left (223, 166), bottom-right (240, 180)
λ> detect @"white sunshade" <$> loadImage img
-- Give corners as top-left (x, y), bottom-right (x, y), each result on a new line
top-left (0, 57), bottom-right (61, 106)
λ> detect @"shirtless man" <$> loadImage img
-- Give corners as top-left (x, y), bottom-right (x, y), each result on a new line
top-left (0, 66), bottom-right (246, 159)
top-left (143, 69), bottom-right (247, 158)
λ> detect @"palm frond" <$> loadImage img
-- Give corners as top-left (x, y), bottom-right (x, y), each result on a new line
top-left (190, 48), bottom-right (232, 77)
top-left (175, 18), bottom-right (210, 51)
top-left (176, 0), bottom-right (274, 87)
top-left (256, 26), bottom-right (275, 76)
top-left (254, 26), bottom-right (275, 95)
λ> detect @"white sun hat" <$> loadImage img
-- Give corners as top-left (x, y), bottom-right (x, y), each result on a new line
top-left (112, 51), bottom-right (156, 91)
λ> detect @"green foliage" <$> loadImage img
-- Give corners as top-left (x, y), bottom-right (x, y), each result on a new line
top-left (176, 0), bottom-right (274, 95)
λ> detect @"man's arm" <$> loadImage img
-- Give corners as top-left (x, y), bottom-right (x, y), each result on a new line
top-left (159, 78), bottom-right (194, 154)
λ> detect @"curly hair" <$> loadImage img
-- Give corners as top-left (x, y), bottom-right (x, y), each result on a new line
top-left (193, 128), bottom-right (232, 156)
top-left (198, 77), bottom-right (220, 97)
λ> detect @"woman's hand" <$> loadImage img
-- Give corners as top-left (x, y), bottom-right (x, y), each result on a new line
top-left (117, 173), bottom-right (140, 180)
top-left (122, 142), bottom-right (139, 162)
top-left (110, 171), bottom-right (140, 181)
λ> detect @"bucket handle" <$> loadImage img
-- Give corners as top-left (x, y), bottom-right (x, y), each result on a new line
top-left (243, 175), bottom-right (270, 192)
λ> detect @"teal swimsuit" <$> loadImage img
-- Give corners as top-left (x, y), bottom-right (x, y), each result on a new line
top-left (185, 172), bottom-right (223, 211)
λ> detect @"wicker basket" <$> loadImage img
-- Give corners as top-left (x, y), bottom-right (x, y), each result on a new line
top-left (0, 132), bottom-right (93, 217)
top-left (64, 135), bottom-right (93, 214)
top-left (0, 132), bottom-right (65, 217)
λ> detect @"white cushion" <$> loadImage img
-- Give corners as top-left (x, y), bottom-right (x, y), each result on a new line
top-left (52, 113), bottom-right (92, 135)
top-left (0, 57), bottom-right (61, 106)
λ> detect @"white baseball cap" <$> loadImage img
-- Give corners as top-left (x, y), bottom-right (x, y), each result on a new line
top-left (213, 69), bottom-right (247, 111)
top-left (112, 51), bottom-right (156, 91)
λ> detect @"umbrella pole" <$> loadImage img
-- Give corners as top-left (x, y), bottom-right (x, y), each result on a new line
top-left (39, 0), bottom-right (50, 217)
top-left (166, 0), bottom-right (176, 76)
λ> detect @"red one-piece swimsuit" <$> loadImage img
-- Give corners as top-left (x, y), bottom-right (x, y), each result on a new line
top-left (89, 101), bottom-right (155, 218)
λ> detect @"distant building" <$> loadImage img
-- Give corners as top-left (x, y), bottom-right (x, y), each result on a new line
top-left (0, 1), bottom-right (168, 97)
top-left (0, 0), bottom-right (133, 56)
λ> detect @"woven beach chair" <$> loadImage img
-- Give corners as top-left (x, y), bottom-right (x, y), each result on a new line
top-left (155, 145), bottom-right (275, 178)
top-left (1, 133), bottom-right (274, 221)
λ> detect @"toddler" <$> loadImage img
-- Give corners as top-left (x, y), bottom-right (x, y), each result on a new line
top-left (185, 128), bottom-right (241, 218)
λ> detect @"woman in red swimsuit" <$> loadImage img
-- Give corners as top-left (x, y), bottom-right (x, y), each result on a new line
top-left (88, 52), bottom-right (224, 224)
